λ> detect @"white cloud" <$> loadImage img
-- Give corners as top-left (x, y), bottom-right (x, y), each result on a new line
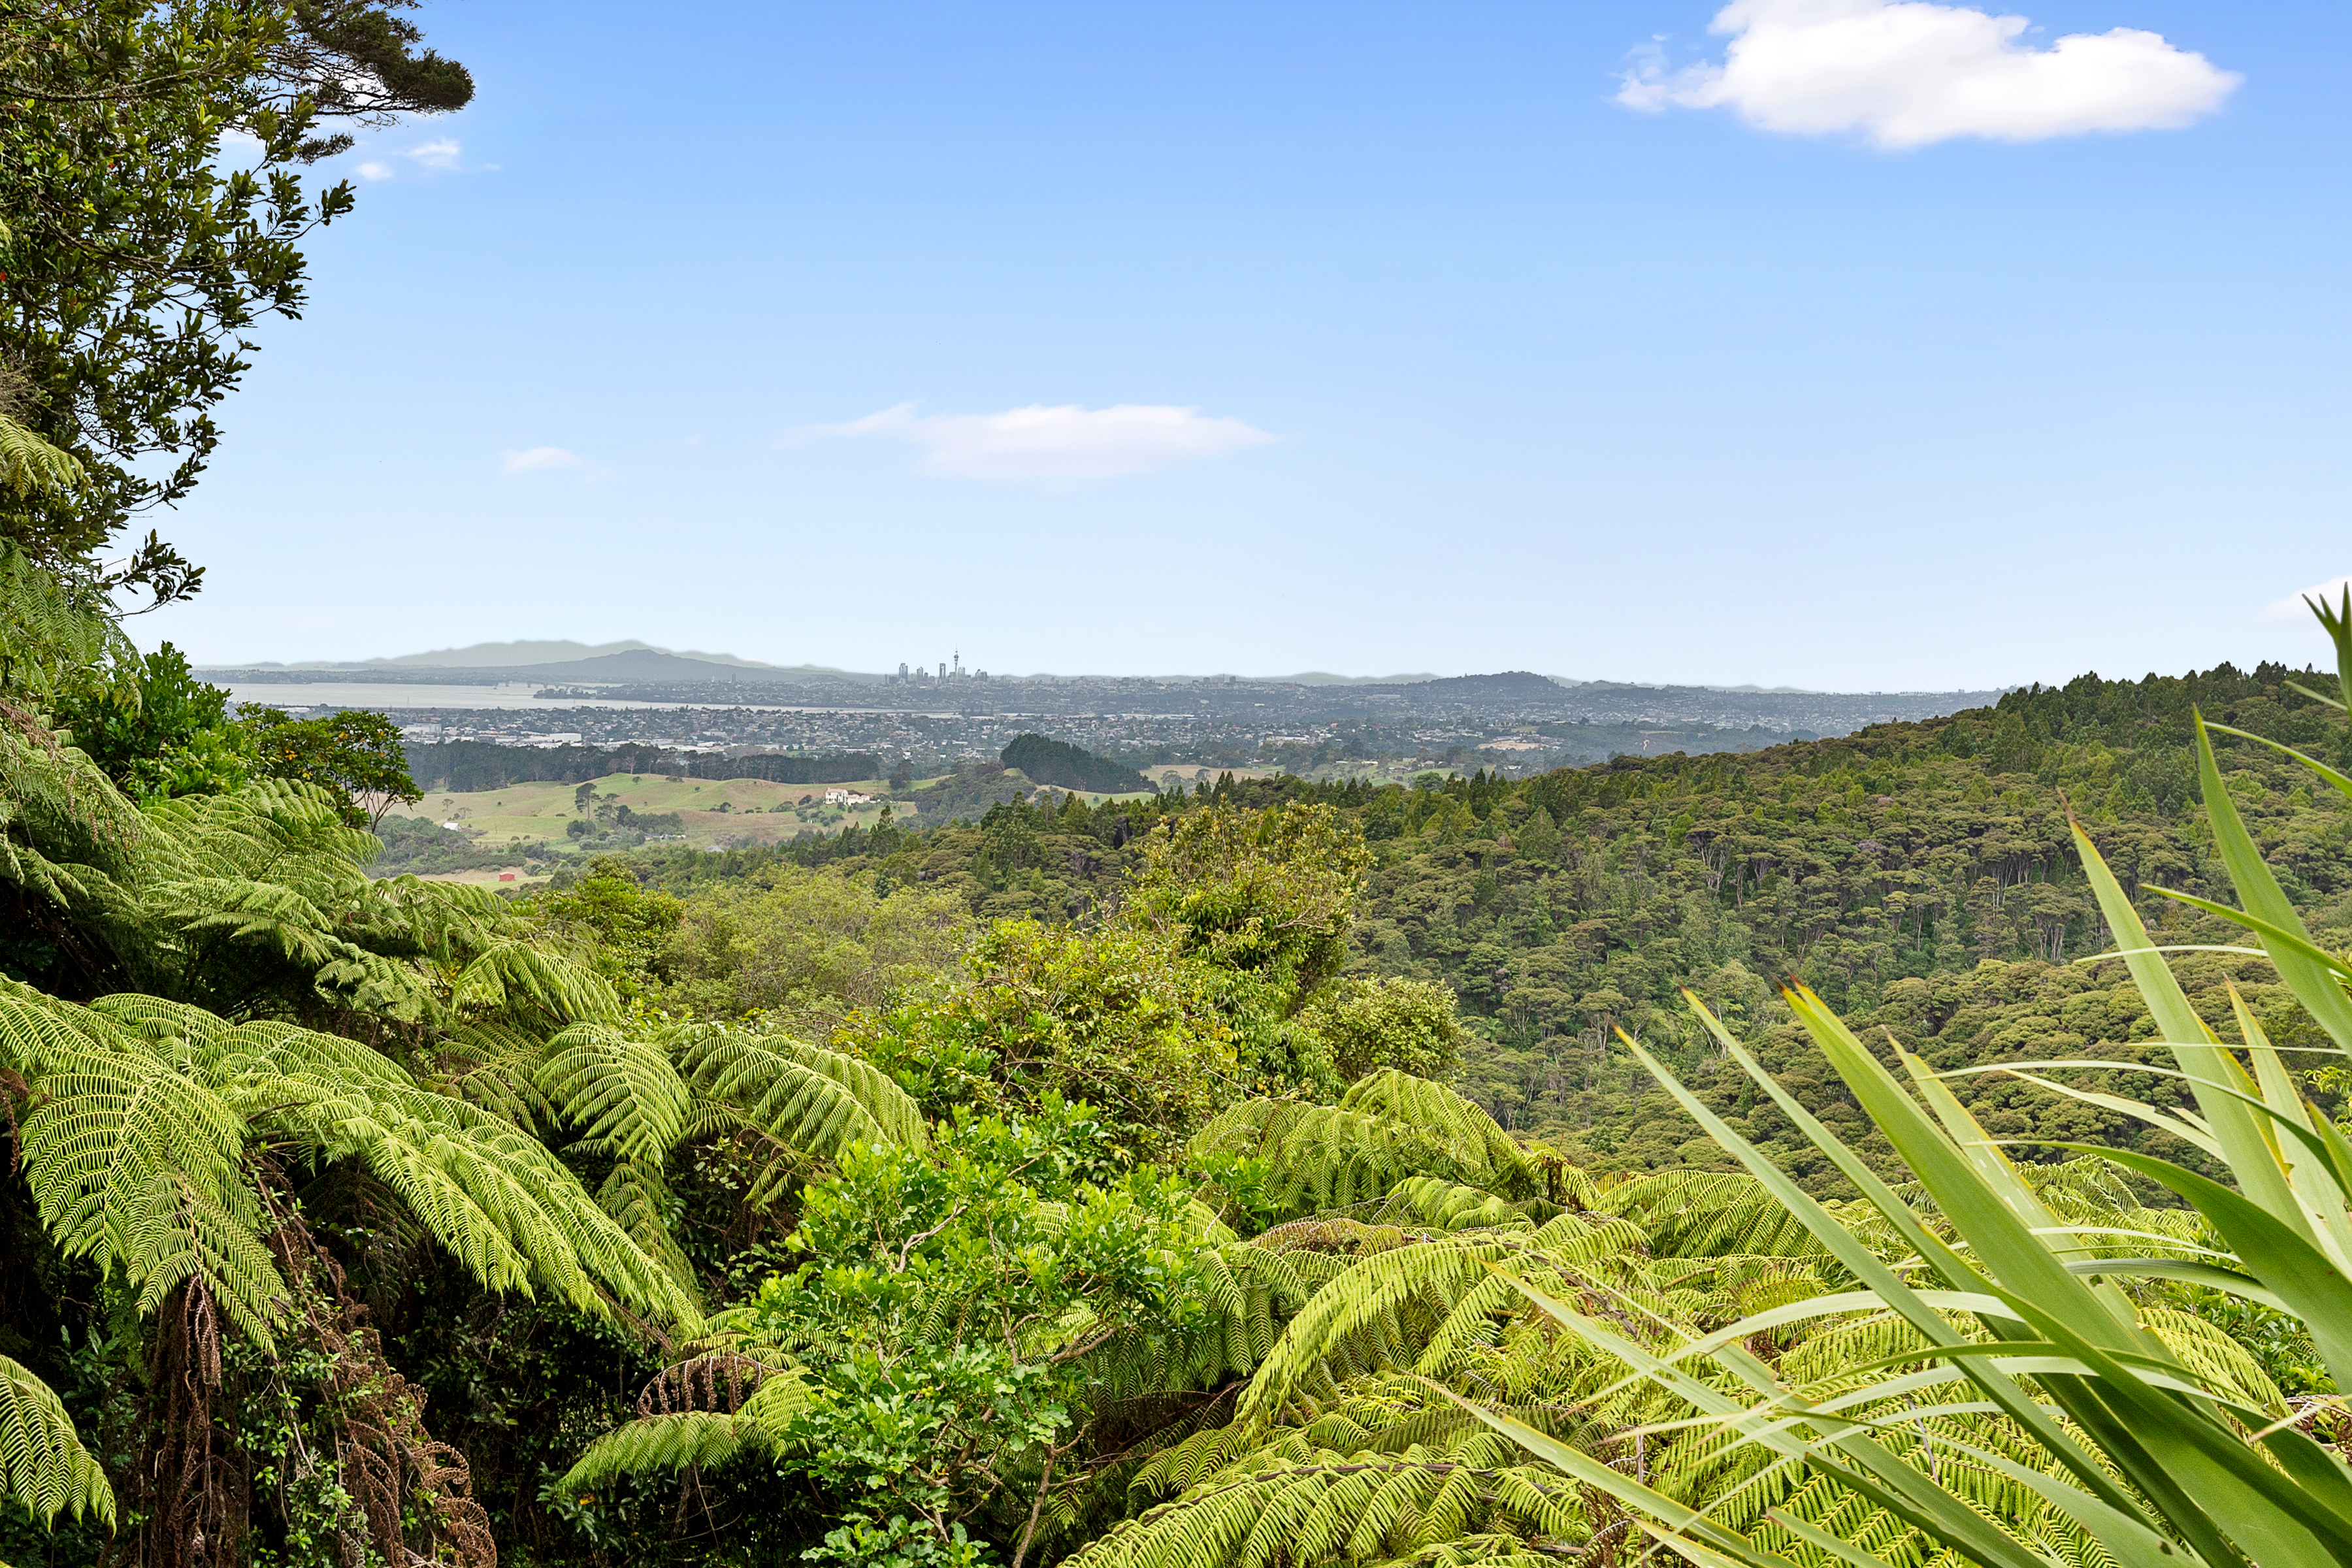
top-left (348, 137), bottom-right (478, 181)
top-left (799, 402), bottom-right (1275, 481)
top-left (500, 446), bottom-right (584, 474)
top-left (1617, 0), bottom-right (2240, 148)
top-left (2265, 576), bottom-right (2352, 622)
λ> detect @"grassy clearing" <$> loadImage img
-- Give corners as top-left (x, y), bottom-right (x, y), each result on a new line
top-left (383, 772), bottom-right (902, 853)
top-left (384, 768), bottom-right (1169, 865)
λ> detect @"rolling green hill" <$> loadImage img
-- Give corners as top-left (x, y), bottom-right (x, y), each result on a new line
top-left (602, 658), bottom-right (2352, 1186)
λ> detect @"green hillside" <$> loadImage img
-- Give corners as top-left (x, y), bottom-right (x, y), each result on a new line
top-left (609, 658), bottom-right (2352, 1183)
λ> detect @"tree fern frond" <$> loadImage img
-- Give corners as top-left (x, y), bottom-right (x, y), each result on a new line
top-left (1337, 1070), bottom-right (1542, 1198)
top-left (353, 875), bottom-right (525, 962)
top-left (33, 1002), bottom-right (704, 1330)
top-left (452, 940), bottom-right (619, 1026)
top-left (1092, 1242), bottom-right (1318, 1398)
top-left (429, 1022), bottom-right (554, 1132)
top-left (0, 414), bottom-right (86, 497)
top-left (139, 779), bottom-right (376, 892)
top-left (245, 1042), bottom-right (698, 1326)
top-left (0, 975), bottom-right (122, 1073)
top-left (1373, 1177), bottom-right (1531, 1234)
top-left (558, 1371), bottom-right (811, 1492)
top-left (1368, 1531), bottom-right (1558, 1567)
top-left (674, 1022), bottom-right (928, 1179)
top-left (1192, 1071), bottom-right (1563, 1226)
top-left (1235, 1213), bottom-right (1651, 1435)
top-left (2138, 1304), bottom-right (2287, 1416)
top-left (1071, 1448), bottom-right (1580, 1568)
top-left (0, 693), bottom-right (141, 898)
top-left (540, 1024), bottom-right (691, 1165)
top-left (1600, 1168), bottom-right (1833, 1262)
top-left (0, 1354), bottom-right (112, 1527)
top-left (14, 986), bottom-right (288, 1346)
top-left (1190, 1100), bottom-right (1419, 1216)
top-left (598, 1157), bottom-right (697, 1296)
top-left (557, 1413), bottom-right (762, 1493)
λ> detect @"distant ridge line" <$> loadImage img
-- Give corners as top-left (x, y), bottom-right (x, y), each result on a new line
top-left (206, 642), bottom-right (2011, 697)
top-left (197, 649), bottom-right (2008, 704)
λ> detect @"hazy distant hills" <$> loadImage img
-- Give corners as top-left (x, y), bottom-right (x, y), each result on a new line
top-left (227, 646), bottom-right (881, 684)
top-left (484, 650), bottom-right (875, 685)
top-left (204, 645), bottom-right (2007, 740)
top-left (245, 639), bottom-right (825, 674)
top-left (227, 644), bottom-right (1443, 686)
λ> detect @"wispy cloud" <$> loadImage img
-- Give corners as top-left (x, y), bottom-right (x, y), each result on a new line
top-left (350, 136), bottom-right (491, 181)
top-left (792, 402), bottom-right (1276, 481)
top-left (1617, 0), bottom-right (2240, 148)
top-left (500, 446), bottom-right (584, 475)
top-left (2265, 576), bottom-right (2352, 622)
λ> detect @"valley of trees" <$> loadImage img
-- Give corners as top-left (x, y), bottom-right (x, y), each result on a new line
top-left (617, 661), bottom-right (2347, 1186)
top-left (8, 5), bottom-right (2352, 1567)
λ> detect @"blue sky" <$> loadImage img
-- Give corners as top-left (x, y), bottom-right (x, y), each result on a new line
top-left (155, 1), bottom-right (2352, 689)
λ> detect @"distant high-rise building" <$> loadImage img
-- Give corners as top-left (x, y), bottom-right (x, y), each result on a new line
top-left (898, 662), bottom-right (908, 679)
top-left (937, 661), bottom-right (947, 680)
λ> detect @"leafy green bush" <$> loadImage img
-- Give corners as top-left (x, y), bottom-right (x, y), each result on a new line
top-left (50, 642), bottom-right (250, 800)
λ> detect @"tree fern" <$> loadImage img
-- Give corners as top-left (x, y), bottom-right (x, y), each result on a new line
top-left (1371, 1175), bottom-right (1531, 1234)
top-left (559, 1411), bottom-right (762, 1494)
top-left (214, 1013), bottom-right (697, 1325)
top-left (674, 1021), bottom-right (928, 1190)
top-left (3, 982), bottom-right (698, 1350)
top-left (0, 1353), bottom-right (112, 1528)
top-left (1234, 1209), bottom-right (1650, 1433)
top-left (8, 982), bottom-right (290, 1345)
top-left (450, 939), bottom-right (619, 1028)
top-left (429, 1021), bottom-right (555, 1132)
top-left (1334, 1070), bottom-right (1543, 1201)
top-left (539, 1023), bottom-right (691, 1164)
top-left (1191, 1071), bottom-right (1558, 1227)
top-left (1074, 1433), bottom-right (1584, 1568)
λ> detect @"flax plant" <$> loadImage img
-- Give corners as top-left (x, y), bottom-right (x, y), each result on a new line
top-left (1458, 593), bottom-right (2352, 1566)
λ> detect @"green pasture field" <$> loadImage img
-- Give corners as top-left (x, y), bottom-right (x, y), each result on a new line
top-left (382, 772), bottom-right (903, 856)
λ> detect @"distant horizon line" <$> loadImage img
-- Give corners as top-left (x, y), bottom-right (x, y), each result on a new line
top-left (197, 637), bottom-right (2051, 698)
